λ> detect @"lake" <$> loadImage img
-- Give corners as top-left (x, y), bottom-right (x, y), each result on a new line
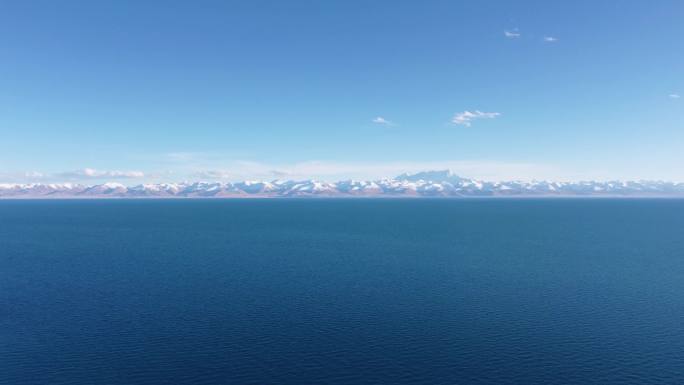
top-left (2, 199), bottom-right (683, 384)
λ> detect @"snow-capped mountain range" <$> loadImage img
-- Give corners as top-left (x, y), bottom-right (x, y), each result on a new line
top-left (1, 171), bottom-right (683, 198)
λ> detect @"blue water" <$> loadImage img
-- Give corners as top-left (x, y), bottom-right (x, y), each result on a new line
top-left (2, 199), bottom-right (684, 384)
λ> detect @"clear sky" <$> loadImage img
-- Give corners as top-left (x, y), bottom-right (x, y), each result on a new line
top-left (0, 0), bottom-right (682, 183)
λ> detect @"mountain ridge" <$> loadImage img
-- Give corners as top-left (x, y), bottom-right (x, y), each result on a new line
top-left (2, 171), bottom-right (683, 198)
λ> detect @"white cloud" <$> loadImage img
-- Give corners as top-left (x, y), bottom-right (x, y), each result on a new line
top-left (59, 168), bottom-right (145, 179)
top-left (24, 171), bottom-right (44, 178)
top-left (0, 168), bottom-right (147, 183)
top-left (451, 110), bottom-right (501, 127)
top-left (670, 93), bottom-right (681, 99)
top-left (504, 29), bottom-right (521, 38)
top-left (19, 158), bottom-right (673, 184)
top-left (192, 160), bottom-right (556, 182)
top-left (543, 36), bottom-right (558, 42)
top-left (372, 116), bottom-right (393, 125)
top-left (192, 170), bottom-right (233, 179)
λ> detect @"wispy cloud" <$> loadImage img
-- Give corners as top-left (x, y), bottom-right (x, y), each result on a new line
top-left (451, 110), bottom-right (501, 127)
top-left (58, 168), bottom-right (145, 179)
top-left (10, 159), bottom-right (654, 183)
top-left (24, 171), bottom-right (45, 178)
top-left (192, 160), bottom-right (556, 182)
top-left (670, 93), bottom-right (681, 99)
top-left (504, 29), bottom-right (521, 38)
top-left (192, 170), bottom-right (233, 180)
top-left (372, 116), bottom-right (394, 125)
top-left (0, 168), bottom-right (147, 183)
top-left (543, 36), bottom-right (558, 42)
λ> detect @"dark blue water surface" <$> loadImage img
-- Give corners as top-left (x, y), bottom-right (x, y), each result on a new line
top-left (2, 199), bottom-right (684, 384)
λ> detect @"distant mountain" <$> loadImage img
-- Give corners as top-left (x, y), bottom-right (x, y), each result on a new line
top-left (395, 170), bottom-right (464, 184)
top-left (1, 171), bottom-right (683, 198)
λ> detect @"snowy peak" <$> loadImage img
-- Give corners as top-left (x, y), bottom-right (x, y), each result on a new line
top-left (1, 175), bottom-right (683, 198)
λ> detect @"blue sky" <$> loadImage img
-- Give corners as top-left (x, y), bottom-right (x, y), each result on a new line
top-left (0, 0), bottom-right (682, 183)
